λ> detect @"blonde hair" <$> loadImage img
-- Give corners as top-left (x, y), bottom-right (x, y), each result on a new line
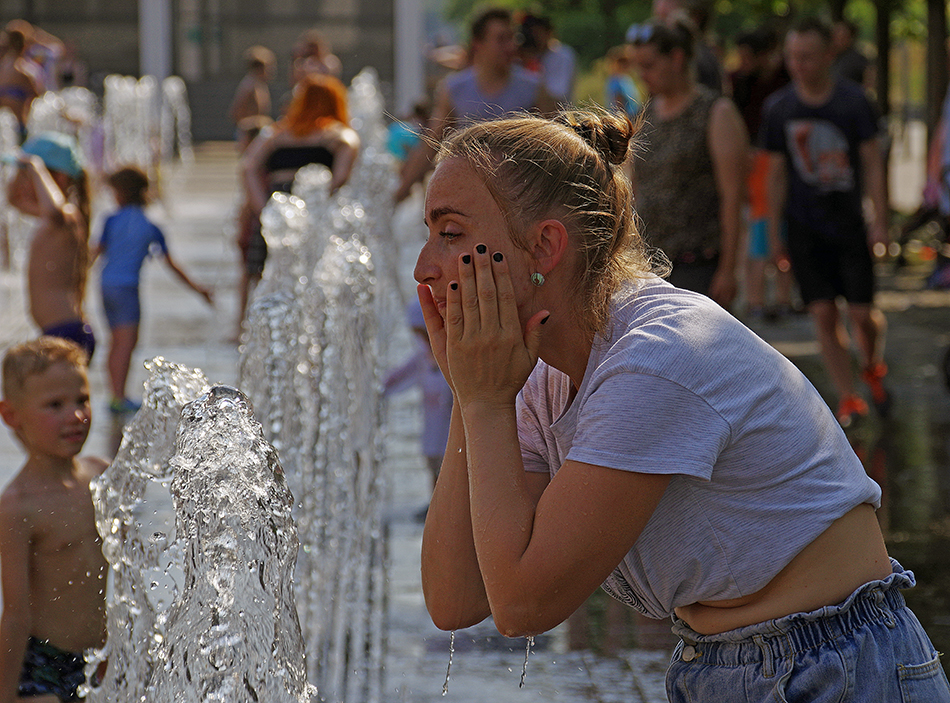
top-left (2, 337), bottom-right (88, 403)
top-left (436, 109), bottom-right (663, 333)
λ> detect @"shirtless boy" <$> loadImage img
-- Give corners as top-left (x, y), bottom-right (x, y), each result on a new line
top-left (6, 133), bottom-right (95, 360)
top-left (0, 337), bottom-right (108, 702)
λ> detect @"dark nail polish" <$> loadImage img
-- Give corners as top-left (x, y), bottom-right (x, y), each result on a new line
top-left (541, 315), bottom-right (550, 325)
top-left (493, 252), bottom-right (503, 262)
top-left (450, 282), bottom-right (458, 290)
top-left (461, 254), bottom-right (471, 265)
top-left (476, 244), bottom-right (487, 254)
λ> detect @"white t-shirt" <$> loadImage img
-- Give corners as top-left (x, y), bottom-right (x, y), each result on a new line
top-left (517, 277), bottom-right (881, 619)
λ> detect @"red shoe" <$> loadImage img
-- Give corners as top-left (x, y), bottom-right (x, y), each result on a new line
top-left (861, 362), bottom-right (892, 417)
top-left (837, 395), bottom-right (869, 428)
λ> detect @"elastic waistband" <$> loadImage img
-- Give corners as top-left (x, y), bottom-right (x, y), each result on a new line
top-left (671, 558), bottom-right (914, 667)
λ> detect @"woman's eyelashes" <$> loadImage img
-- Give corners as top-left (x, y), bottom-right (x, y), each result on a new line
top-left (439, 229), bottom-right (463, 240)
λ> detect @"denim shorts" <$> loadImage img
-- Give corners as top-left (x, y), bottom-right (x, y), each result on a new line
top-left (101, 284), bottom-right (141, 327)
top-left (667, 559), bottom-right (950, 702)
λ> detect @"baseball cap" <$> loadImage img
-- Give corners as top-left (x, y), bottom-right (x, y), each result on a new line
top-left (20, 132), bottom-right (84, 178)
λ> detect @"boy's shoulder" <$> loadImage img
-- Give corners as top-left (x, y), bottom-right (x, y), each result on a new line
top-left (0, 455), bottom-right (108, 512)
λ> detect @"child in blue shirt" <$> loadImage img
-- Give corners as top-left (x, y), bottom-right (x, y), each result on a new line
top-left (92, 166), bottom-right (213, 413)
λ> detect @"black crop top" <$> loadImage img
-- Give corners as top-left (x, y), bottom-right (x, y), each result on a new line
top-left (264, 144), bottom-right (335, 174)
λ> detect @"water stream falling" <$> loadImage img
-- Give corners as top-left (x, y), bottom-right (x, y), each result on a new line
top-left (148, 385), bottom-right (313, 702)
top-left (237, 68), bottom-right (395, 702)
top-left (87, 358), bottom-right (211, 701)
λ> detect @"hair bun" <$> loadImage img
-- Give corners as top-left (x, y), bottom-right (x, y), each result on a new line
top-left (557, 111), bottom-right (634, 166)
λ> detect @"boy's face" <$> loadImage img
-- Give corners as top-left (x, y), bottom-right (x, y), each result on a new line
top-left (0, 361), bottom-right (92, 460)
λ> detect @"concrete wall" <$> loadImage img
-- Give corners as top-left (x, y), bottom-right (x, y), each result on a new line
top-left (1, 0), bottom-right (395, 141)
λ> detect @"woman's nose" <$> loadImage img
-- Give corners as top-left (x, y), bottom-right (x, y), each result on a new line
top-left (414, 243), bottom-right (438, 284)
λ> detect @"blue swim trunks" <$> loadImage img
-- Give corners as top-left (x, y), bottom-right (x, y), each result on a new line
top-left (101, 285), bottom-right (141, 327)
top-left (42, 320), bottom-right (96, 361)
top-left (18, 636), bottom-right (87, 701)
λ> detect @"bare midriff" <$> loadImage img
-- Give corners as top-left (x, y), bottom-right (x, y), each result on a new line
top-left (673, 504), bottom-right (892, 635)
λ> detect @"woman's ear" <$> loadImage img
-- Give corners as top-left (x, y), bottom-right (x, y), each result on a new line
top-left (531, 218), bottom-right (569, 276)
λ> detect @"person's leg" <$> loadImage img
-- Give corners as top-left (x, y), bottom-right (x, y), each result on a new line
top-left (809, 299), bottom-right (856, 400)
top-left (848, 303), bottom-right (886, 368)
top-left (108, 323), bottom-right (139, 402)
top-left (746, 258), bottom-right (767, 315)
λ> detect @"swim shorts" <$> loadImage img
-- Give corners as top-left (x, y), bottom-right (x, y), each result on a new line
top-left (18, 636), bottom-right (86, 702)
top-left (42, 320), bottom-right (96, 361)
top-left (101, 284), bottom-right (141, 327)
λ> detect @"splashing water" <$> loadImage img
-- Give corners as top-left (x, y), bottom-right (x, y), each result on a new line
top-left (442, 631), bottom-right (456, 696)
top-left (236, 71), bottom-right (405, 703)
top-left (86, 358), bottom-right (211, 702)
top-left (146, 385), bottom-right (314, 702)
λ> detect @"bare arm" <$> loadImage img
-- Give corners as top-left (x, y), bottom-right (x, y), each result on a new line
top-left (241, 129), bottom-right (275, 214)
top-left (765, 151), bottom-right (789, 264)
top-left (707, 97), bottom-right (749, 308)
top-left (421, 400), bottom-right (497, 629)
top-left (0, 496), bottom-right (33, 703)
top-left (163, 253), bottom-right (213, 304)
top-left (328, 127), bottom-right (361, 194)
top-left (533, 84), bottom-right (559, 117)
top-left (460, 399), bottom-right (669, 637)
top-left (21, 156), bottom-right (69, 223)
top-left (860, 137), bottom-right (888, 252)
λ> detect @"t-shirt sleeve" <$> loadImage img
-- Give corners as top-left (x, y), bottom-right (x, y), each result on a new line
top-left (150, 222), bottom-right (169, 256)
top-left (854, 91), bottom-right (879, 143)
top-left (759, 94), bottom-right (785, 153)
top-left (516, 382), bottom-right (555, 475)
top-left (515, 372), bottom-right (557, 474)
top-left (567, 372), bottom-right (732, 480)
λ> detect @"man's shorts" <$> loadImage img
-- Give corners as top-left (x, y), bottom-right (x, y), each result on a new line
top-left (786, 218), bottom-right (875, 306)
top-left (101, 285), bottom-right (141, 328)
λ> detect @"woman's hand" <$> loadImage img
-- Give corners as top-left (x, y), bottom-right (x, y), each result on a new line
top-left (417, 282), bottom-right (453, 391)
top-left (443, 244), bottom-right (548, 409)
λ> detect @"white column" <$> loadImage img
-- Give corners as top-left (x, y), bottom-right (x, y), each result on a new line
top-left (394, 0), bottom-right (425, 116)
top-left (139, 0), bottom-right (173, 81)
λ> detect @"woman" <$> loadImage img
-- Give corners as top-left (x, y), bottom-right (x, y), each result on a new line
top-left (631, 17), bottom-right (747, 308)
top-left (414, 110), bottom-right (950, 701)
top-left (239, 73), bottom-right (359, 320)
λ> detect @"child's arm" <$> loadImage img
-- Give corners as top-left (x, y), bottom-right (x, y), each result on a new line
top-left (0, 496), bottom-right (34, 703)
top-left (20, 155), bottom-right (69, 223)
top-left (162, 253), bottom-right (214, 305)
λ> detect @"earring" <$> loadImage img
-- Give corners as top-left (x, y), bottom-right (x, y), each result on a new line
top-left (531, 272), bottom-right (545, 287)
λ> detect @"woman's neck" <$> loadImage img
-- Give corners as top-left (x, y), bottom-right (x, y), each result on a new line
top-left (537, 309), bottom-right (595, 390)
top-left (655, 79), bottom-right (697, 119)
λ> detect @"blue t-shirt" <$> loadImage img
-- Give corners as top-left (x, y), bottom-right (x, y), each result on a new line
top-left (760, 79), bottom-right (878, 239)
top-left (98, 205), bottom-right (168, 287)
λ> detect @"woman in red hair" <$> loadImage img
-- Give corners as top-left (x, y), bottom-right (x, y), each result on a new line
top-left (238, 73), bottom-right (360, 316)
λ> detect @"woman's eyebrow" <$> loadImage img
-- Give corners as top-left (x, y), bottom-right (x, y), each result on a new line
top-left (425, 206), bottom-right (469, 225)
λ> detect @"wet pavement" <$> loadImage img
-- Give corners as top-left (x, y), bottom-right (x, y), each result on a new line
top-left (1, 142), bottom-right (949, 699)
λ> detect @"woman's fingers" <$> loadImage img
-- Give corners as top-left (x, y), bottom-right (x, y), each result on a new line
top-left (490, 251), bottom-right (520, 333)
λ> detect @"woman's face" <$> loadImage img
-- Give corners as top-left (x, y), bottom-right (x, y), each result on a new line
top-left (414, 157), bottom-right (534, 321)
top-left (636, 44), bottom-right (678, 96)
